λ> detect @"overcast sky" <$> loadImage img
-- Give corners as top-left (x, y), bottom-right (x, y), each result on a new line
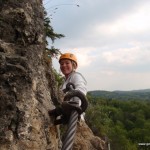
top-left (43, 0), bottom-right (150, 91)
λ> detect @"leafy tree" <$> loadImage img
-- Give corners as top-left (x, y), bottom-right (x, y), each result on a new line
top-left (85, 96), bottom-right (150, 150)
top-left (43, 10), bottom-right (64, 85)
top-left (109, 125), bottom-right (133, 150)
top-left (44, 10), bottom-right (64, 58)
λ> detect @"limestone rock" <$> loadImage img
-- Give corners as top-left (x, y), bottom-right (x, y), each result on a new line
top-left (0, 1), bottom-right (59, 149)
top-left (73, 121), bottom-right (106, 150)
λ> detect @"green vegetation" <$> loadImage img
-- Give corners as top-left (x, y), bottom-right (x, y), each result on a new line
top-left (85, 93), bottom-right (150, 150)
top-left (88, 89), bottom-right (150, 101)
top-left (43, 10), bottom-right (64, 88)
top-left (44, 10), bottom-right (64, 58)
top-left (53, 68), bottom-right (64, 88)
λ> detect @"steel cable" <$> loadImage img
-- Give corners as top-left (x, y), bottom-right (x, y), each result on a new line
top-left (61, 110), bottom-right (78, 150)
top-left (61, 82), bottom-right (88, 150)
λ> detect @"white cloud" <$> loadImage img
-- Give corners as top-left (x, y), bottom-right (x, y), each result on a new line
top-left (102, 43), bottom-right (150, 65)
top-left (94, 1), bottom-right (150, 36)
top-left (61, 48), bottom-right (96, 68)
top-left (87, 71), bottom-right (150, 91)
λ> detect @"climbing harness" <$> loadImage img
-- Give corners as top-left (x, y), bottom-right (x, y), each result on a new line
top-left (61, 82), bottom-right (88, 150)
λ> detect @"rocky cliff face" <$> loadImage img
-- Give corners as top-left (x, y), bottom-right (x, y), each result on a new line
top-left (0, 1), bottom-right (105, 150)
top-left (73, 121), bottom-right (106, 150)
top-left (0, 0), bottom-right (59, 149)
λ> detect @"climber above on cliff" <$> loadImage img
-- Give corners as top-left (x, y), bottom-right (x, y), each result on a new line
top-left (48, 52), bottom-right (87, 124)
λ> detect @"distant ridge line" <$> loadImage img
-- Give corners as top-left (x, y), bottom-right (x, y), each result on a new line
top-left (88, 88), bottom-right (150, 93)
top-left (88, 89), bottom-right (150, 101)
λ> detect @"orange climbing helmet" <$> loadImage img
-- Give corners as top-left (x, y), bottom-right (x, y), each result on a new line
top-left (59, 53), bottom-right (78, 66)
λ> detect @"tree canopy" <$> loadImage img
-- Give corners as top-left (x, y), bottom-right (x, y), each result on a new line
top-left (85, 94), bottom-right (150, 150)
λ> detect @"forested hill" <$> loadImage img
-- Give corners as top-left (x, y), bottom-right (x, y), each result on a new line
top-left (88, 89), bottom-right (150, 101)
